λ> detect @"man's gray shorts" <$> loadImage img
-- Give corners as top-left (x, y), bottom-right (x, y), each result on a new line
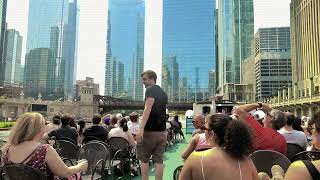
top-left (137, 131), bottom-right (167, 164)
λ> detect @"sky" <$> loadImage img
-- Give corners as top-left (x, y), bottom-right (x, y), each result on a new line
top-left (6, 0), bottom-right (291, 94)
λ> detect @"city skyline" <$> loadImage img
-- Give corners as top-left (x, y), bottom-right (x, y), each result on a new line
top-left (6, 0), bottom-right (291, 95)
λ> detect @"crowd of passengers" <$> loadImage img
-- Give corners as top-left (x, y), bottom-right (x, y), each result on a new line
top-left (179, 103), bottom-right (320, 180)
top-left (0, 111), bottom-right (185, 179)
top-left (1, 102), bottom-right (320, 179)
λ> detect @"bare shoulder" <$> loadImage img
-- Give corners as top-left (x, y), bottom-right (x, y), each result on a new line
top-left (285, 161), bottom-right (310, 179)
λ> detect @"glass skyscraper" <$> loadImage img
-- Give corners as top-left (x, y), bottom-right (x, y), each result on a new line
top-left (105, 0), bottom-right (145, 100)
top-left (25, 0), bottom-right (79, 100)
top-left (0, 0), bottom-right (7, 86)
top-left (4, 29), bottom-right (23, 85)
top-left (162, 0), bottom-right (216, 102)
top-left (218, 0), bottom-right (254, 90)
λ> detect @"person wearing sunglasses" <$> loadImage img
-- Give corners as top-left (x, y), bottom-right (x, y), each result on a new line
top-left (284, 111), bottom-right (320, 180)
top-left (181, 123), bottom-right (215, 161)
top-left (191, 114), bottom-right (205, 136)
top-left (179, 113), bottom-right (258, 180)
top-left (234, 103), bottom-right (287, 155)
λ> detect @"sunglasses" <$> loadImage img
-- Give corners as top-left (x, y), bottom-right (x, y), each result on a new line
top-left (200, 126), bottom-right (209, 131)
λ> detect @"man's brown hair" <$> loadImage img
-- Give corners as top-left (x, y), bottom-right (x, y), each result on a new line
top-left (141, 70), bottom-right (157, 83)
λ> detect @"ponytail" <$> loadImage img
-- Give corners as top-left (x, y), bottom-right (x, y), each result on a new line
top-left (224, 120), bottom-right (253, 159)
top-left (120, 118), bottom-right (128, 132)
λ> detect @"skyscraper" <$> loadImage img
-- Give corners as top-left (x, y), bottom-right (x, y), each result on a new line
top-left (162, 0), bottom-right (216, 102)
top-left (218, 0), bottom-right (254, 91)
top-left (4, 29), bottom-right (23, 85)
top-left (105, 0), bottom-right (145, 100)
top-left (290, 0), bottom-right (320, 98)
top-left (254, 27), bottom-right (292, 100)
top-left (0, 0), bottom-right (7, 86)
top-left (24, 0), bottom-right (79, 100)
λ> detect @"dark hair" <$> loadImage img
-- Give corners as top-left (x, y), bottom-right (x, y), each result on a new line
top-left (68, 117), bottom-right (77, 128)
top-left (174, 115), bottom-right (179, 121)
top-left (310, 112), bottom-right (320, 133)
top-left (52, 115), bottom-right (61, 125)
top-left (119, 118), bottom-right (128, 132)
top-left (207, 114), bottom-right (253, 159)
top-left (286, 114), bottom-right (295, 126)
top-left (272, 110), bottom-right (286, 130)
top-left (110, 115), bottom-right (118, 125)
top-left (92, 114), bottom-right (102, 124)
top-left (141, 70), bottom-right (157, 83)
top-left (61, 115), bottom-right (73, 126)
top-left (292, 117), bottom-right (304, 132)
top-left (78, 120), bottom-right (85, 133)
top-left (129, 113), bottom-right (139, 123)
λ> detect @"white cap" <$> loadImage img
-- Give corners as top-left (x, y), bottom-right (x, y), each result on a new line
top-left (254, 110), bottom-right (265, 120)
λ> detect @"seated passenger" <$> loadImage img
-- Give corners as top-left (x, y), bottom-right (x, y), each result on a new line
top-left (181, 128), bottom-right (215, 160)
top-left (46, 115), bottom-right (79, 145)
top-left (285, 111), bottom-right (320, 180)
top-left (179, 113), bottom-right (258, 180)
top-left (46, 115), bottom-right (61, 134)
top-left (278, 113), bottom-right (308, 149)
top-left (1, 112), bottom-right (88, 180)
top-left (108, 118), bottom-right (136, 146)
top-left (234, 103), bottom-right (287, 155)
top-left (127, 112), bottom-right (140, 137)
top-left (83, 114), bottom-right (108, 142)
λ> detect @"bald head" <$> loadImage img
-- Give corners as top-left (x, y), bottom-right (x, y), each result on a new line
top-left (193, 114), bottom-right (205, 129)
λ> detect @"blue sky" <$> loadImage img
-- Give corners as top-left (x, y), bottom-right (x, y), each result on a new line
top-left (6, 0), bottom-right (291, 94)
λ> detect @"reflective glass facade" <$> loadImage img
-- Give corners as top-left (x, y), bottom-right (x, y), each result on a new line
top-left (4, 29), bottom-right (23, 84)
top-left (25, 0), bottom-right (79, 100)
top-left (0, 0), bottom-right (7, 85)
top-left (218, 0), bottom-right (254, 90)
top-left (105, 0), bottom-right (145, 100)
top-left (162, 0), bottom-right (216, 102)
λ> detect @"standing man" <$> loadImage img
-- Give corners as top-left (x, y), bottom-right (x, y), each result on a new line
top-left (137, 70), bottom-right (168, 180)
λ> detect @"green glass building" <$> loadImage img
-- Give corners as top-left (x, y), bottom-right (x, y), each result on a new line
top-left (0, 0), bottom-right (7, 86)
top-left (218, 0), bottom-right (254, 91)
top-left (4, 29), bottom-right (23, 85)
top-left (24, 0), bottom-right (79, 100)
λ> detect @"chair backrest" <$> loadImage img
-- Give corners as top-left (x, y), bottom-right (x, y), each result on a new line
top-left (173, 165), bottom-right (183, 180)
top-left (53, 140), bottom-right (79, 159)
top-left (78, 141), bottom-right (111, 176)
top-left (108, 137), bottom-right (130, 157)
top-left (292, 151), bottom-right (320, 161)
top-left (2, 164), bottom-right (47, 180)
top-left (286, 143), bottom-right (304, 161)
top-left (82, 136), bottom-right (102, 144)
top-left (249, 150), bottom-right (291, 177)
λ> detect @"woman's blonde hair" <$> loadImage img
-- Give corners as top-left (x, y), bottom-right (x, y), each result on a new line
top-left (5, 112), bottom-right (45, 146)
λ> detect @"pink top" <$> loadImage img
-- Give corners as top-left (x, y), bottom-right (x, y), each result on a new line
top-left (195, 133), bottom-right (214, 151)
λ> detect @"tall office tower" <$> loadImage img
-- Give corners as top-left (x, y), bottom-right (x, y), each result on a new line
top-left (4, 29), bottom-right (23, 85)
top-left (0, 0), bottom-right (7, 86)
top-left (105, 0), bottom-right (145, 100)
top-left (24, 0), bottom-right (79, 100)
top-left (254, 27), bottom-right (292, 100)
top-left (290, 0), bottom-right (320, 98)
top-left (218, 0), bottom-right (254, 92)
top-left (162, 0), bottom-right (216, 102)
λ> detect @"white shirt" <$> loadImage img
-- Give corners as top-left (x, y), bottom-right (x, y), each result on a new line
top-left (127, 121), bottom-right (139, 135)
top-left (108, 127), bottom-right (136, 146)
top-left (278, 128), bottom-right (309, 149)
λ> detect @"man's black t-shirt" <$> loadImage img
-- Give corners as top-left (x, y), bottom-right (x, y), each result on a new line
top-left (48, 125), bottom-right (78, 145)
top-left (83, 125), bottom-right (108, 142)
top-left (144, 85), bottom-right (168, 131)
